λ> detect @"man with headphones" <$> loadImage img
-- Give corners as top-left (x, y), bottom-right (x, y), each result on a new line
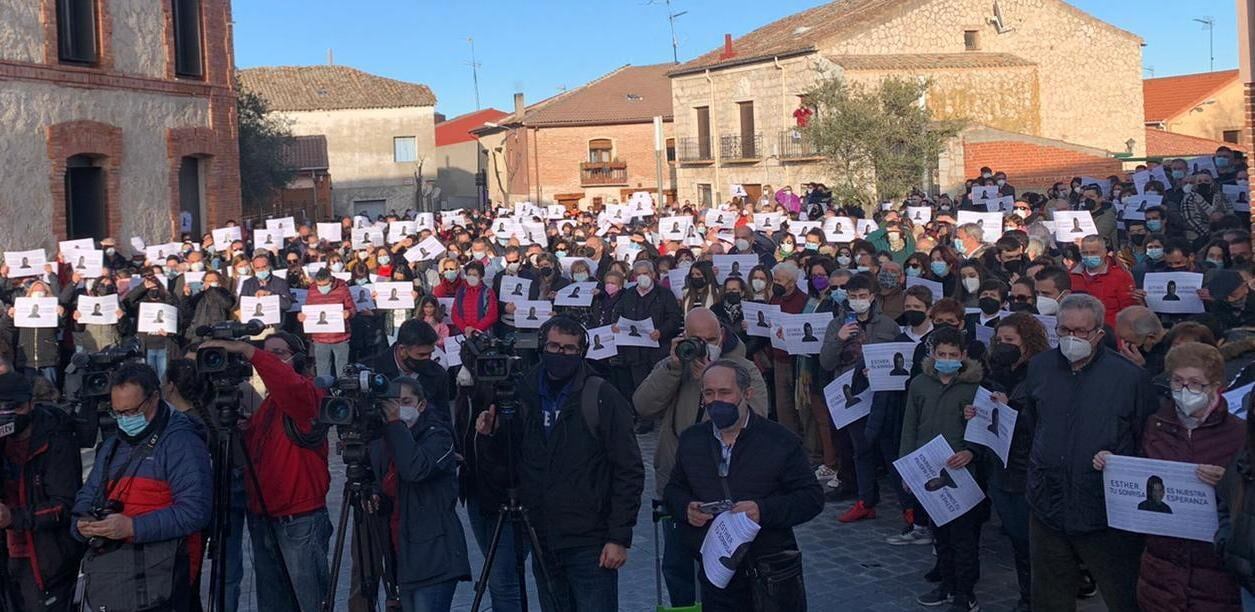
top-left (475, 315), bottom-right (644, 612)
top-left (198, 332), bottom-right (331, 612)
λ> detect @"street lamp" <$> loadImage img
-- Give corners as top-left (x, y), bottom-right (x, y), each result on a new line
top-left (1193, 17), bottom-right (1215, 72)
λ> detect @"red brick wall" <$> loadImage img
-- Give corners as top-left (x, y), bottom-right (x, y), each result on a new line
top-left (964, 141), bottom-right (1124, 192)
top-left (46, 120), bottom-right (124, 242)
top-left (530, 122), bottom-right (673, 200)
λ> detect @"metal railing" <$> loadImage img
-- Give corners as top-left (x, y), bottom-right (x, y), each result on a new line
top-left (778, 129), bottom-right (819, 159)
top-left (720, 133), bottom-right (763, 160)
top-left (580, 161), bottom-right (628, 186)
top-left (676, 136), bottom-right (713, 162)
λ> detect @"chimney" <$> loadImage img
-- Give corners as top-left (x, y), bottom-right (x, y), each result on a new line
top-left (514, 92), bottom-right (525, 118)
top-left (719, 34), bottom-right (736, 60)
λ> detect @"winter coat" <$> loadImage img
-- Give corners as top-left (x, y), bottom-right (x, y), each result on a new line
top-left (1069, 257), bottom-right (1136, 327)
top-left (1137, 401), bottom-right (1244, 612)
top-left (1091, 201), bottom-right (1119, 248)
top-left (866, 227), bottom-right (915, 265)
top-left (1023, 346), bottom-right (1158, 534)
top-left (182, 286), bottom-right (236, 342)
top-left (122, 282), bottom-right (181, 352)
top-left (302, 279), bottom-right (356, 345)
top-left (451, 283), bottom-right (499, 333)
top-left (633, 331), bottom-right (768, 497)
top-left (1217, 451), bottom-right (1255, 595)
top-left (239, 274), bottom-right (292, 312)
top-left (900, 358), bottom-right (984, 459)
top-left (981, 362), bottom-right (1034, 493)
top-left (610, 285), bottom-right (683, 366)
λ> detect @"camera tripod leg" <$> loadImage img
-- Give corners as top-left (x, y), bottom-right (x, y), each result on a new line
top-left (517, 506), bottom-right (556, 610)
top-left (207, 435), bottom-right (231, 612)
top-left (322, 485), bottom-right (357, 612)
top-left (360, 509), bottom-right (401, 608)
top-left (469, 507), bottom-right (511, 612)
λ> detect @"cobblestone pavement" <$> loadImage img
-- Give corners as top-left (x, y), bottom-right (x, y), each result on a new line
top-left (222, 430), bottom-right (1105, 612)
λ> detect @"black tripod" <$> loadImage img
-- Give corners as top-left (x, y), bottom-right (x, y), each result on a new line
top-left (321, 432), bottom-right (400, 612)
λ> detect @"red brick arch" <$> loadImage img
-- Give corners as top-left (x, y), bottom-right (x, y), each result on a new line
top-left (46, 120), bottom-right (123, 242)
top-left (168, 127), bottom-right (217, 238)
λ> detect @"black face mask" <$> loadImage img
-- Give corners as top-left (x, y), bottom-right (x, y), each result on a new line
top-left (772, 283), bottom-right (787, 298)
top-left (542, 352), bottom-right (582, 381)
top-left (1129, 233), bottom-right (1147, 246)
top-left (1002, 259), bottom-right (1023, 275)
top-left (690, 276), bottom-right (707, 290)
top-left (932, 322), bottom-right (958, 333)
top-left (539, 266), bottom-right (555, 276)
top-left (901, 310), bottom-right (927, 327)
top-left (1008, 301), bottom-right (1036, 314)
top-left (1083, 197), bottom-right (1098, 209)
top-left (1196, 184), bottom-right (1214, 199)
top-left (978, 297), bottom-right (1002, 316)
top-left (723, 293), bottom-right (742, 306)
top-left (988, 343), bottom-right (1021, 370)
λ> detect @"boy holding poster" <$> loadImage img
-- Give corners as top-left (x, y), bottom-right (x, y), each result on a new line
top-left (899, 327), bottom-right (985, 611)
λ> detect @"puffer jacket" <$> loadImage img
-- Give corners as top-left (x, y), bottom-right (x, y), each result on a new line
top-left (632, 330), bottom-right (769, 497)
top-left (1069, 257), bottom-right (1135, 327)
top-left (1137, 400), bottom-right (1244, 612)
top-left (900, 357), bottom-right (984, 459)
top-left (1217, 450), bottom-right (1255, 595)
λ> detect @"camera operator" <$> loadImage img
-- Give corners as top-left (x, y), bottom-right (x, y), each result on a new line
top-left (362, 319), bottom-right (450, 419)
top-left (71, 362), bottom-right (212, 612)
top-left (198, 333), bottom-right (332, 612)
top-left (475, 315), bottom-right (644, 612)
top-left (0, 372), bottom-right (83, 612)
top-left (664, 360), bottom-right (824, 611)
top-left (632, 307), bottom-right (768, 607)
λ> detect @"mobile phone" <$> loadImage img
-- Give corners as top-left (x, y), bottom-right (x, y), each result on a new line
top-left (698, 500), bottom-right (733, 515)
top-left (844, 312), bottom-right (858, 326)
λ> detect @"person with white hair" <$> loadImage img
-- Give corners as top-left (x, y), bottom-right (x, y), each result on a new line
top-left (767, 261), bottom-right (810, 437)
top-left (954, 223), bottom-right (987, 260)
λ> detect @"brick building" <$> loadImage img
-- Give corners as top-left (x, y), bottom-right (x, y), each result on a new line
top-left (473, 64), bottom-right (676, 210)
top-left (238, 65), bottom-right (437, 218)
top-left (254, 134), bottom-right (332, 223)
top-left (0, 0), bottom-right (242, 251)
top-left (668, 0), bottom-right (1145, 204)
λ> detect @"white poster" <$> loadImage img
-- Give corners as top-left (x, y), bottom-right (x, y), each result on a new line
top-left (893, 435), bottom-right (986, 527)
top-left (1053, 211), bottom-right (1098, 243)
top-left (387, 221), bottom-right (417, 244)
top-left (6, 249), bottom-right (47, 278)
top-left (712, 254), bottom-right (758, 284)
top-left (59, 238), bottom-right (95, 255)
top-left (414, 212), bottom-right (436, 231)
top-left (667, 265), bottom-right (690, 300)
top-left (603, 204), bottom-right (631, 224)
top-left (289, 288), bottom-right (308, 313)
top-left (1144, 272), bottom-right (1204, 315)
top-left (906, 206), bottom-right (932, 224)
top-left (442, 335), bottom-right (464, 369)
top-left (405, 236), bottom-right (445, 263)
top-left (615, 317), bottom-right (658, 347)
top-left (239, 295), bottom-right (282, 326)
top-left (14, 297), bottom-right (57, 328)
top-left (1133, 167), bottom-right (1170, 194)
top-left (350, 285), bottom-right (376, 310)
top-left (863, 342), bottom-right (919, 391)
top-left (971, 185), bottom-right (1000, 201)
top-left (77, 294), bottom-right (119, 325)
top-left (586, 325), bottom-right (618, 360)
top-left (905, 276), bottom-right (944, 300)
top-left (514, 300), bottom-right (552, 329)
top-left (1224, 184), bottom-right (1250, 213)
top-left (554, 282), bottom-right (596, 307)
top-left (499, 276), bottom-right (533, 304)
top-left (855, 219), bottom-right (879, 238)
top-left (1080, 176), bottom-right (1111, 198)
top-left (1103, 455), bottom-right (1218, 543)
top-left (302, 304), bottom-right (345, 333)
top-left (787, 220), bottom-right (820, 240)
top-left (742, 302), bottom-right (781, 338)
top-left (704, 209), bottom-right (735, 229)
top-left (963, 387), bottom-right (1018, 467)
top-left (989, 196), bottom-right (1015, 213)
top-left (1120, 194), bottom-right (1161, 221)
top-left (778, 312), bottom-right (831, 356)
top-left (211, 226), bottom-right (242, 246)
top-left (253, 228), bottom-right (281, 252)
top-left (68, 249), bottom-right (104, 278)
top-left (752, 213), bottom-right (784, 232)
top-left (316, 223), bottom-right (343, 244)
top-left (1225, 382), bottom-right (1253, 418)
top-left (374, 282), bottom-right (415, 310)
top-left (266, 216), bottom-right (296, 238)
top-left (1031, 314), bottom-right (1059, 348)
top-left (660, 216), bottom-right (692, 241)
top-left (956, 211), bottom-right (1004, 239)
top-left (699, 511), bottom-right (761, 589)
top-left (1185, 156), bottom-right (1218, 177)
top-left (351, 227), bottom-right (385, 250)
top-left (437, 297), bottom-right (455, 324)
top-left (137, 303), bottom-right (177, 335)
top-left (823, 369), bottom-right (872, 430)
top-left (822, 217), bottom-right (857, 242)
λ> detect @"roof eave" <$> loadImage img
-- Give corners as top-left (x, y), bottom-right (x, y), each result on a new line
top-left (525, 116), bottom-right (675, 129)
top-left (668, 47), bottom-right (817, 78)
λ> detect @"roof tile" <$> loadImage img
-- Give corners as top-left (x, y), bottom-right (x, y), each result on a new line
top-left (237, 65), bottom-right (436, 112)
top-left (1143, 69), bottom-right (1239, 123)
top-left (278, 135), bottom-right (329, 171)
top-left (505, 64), bottom-right (674, 127)
top-left (1145, 128), bottom-right (1246, 158)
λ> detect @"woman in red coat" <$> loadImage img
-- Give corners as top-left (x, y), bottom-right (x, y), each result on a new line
top-left (451, 261), bottom-right (498, 336)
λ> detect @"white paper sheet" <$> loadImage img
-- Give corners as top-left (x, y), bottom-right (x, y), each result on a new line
top-left (893, 435), bottom-right (985, 527)
top-left (14, 297), bottom-right (58, 328)
top-left (963, 387), bottom-right (1018, 467)
top-left (863, 342), bottom-right (919, 391)
top-left (1103, 455), bottom-right (1218, 542)
top-left (823, 369), bottom-right (872, 429)
top-left (239, 295), bottom-right (282, 326)
top-left (302, 304), bottom-right (345, 333)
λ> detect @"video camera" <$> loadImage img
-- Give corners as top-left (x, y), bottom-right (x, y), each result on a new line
top-left (316, 365), bottom-right (392, 428)
top-left (460, 333), bottom-right (522, 414)
top-left (70, 340), bottom-right (144, 399)
top-left (195, 320), bottom-right (264, 380)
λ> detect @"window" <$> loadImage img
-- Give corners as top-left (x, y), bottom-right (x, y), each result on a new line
top-left (1223, 130), bottom-right (1241, 144)
top-left (57, 0), bottom-right (98, 65)
top-left (394, 137), bottom-right (417, 163)
top-left (964, 30), bottom-right (980, 51)
top-left (588, 139), bottom-right (613, 163)
top-left (172, 0), bottom-right (204, 78)
top-left (695, 106), bottom-right (711, 159)
top-left (665, 138), bottom-right (676, 163)
top-left (697, 184), bottom-right (713, 207)
top-left (739, 101), bottom-right (756, 157)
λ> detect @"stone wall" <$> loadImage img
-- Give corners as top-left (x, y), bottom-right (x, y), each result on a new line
top-left (434, 139), bottom-right (484, 210)
top-left (110, 0), bottom-right (166, 78)
top-left (1161, 79), bottom-right (1247, 147)
top-left (0, 1), bottom-right (41, 63)
top-left (843, 65), bottom-right (1040, 136)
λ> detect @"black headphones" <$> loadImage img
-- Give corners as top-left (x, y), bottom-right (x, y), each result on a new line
top-left (537, 315), bottom-right (589, 357)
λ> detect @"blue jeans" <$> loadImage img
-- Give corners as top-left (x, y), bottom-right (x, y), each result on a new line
top-left (146, 348), bottom-right (168, 382)
top-left (465, 496), bottom-right (525, 612)
top-left (532, 545), bottom-right (618, 612)
top-left (248, 508), bottom-right (333, 612)
top-left (662, 517), bottom-right (697, 606)
top-left (314, 341), bottom-right (350, 378)
top-left (400, 580), bottom-right (458, 612)
top-left (1243, 587), bottom-right (1255, 612)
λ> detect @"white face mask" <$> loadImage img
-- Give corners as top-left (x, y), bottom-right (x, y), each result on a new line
top-left (962, 277), bottom-right (981, 293)
top-left (1058, 336), bottom-right (1093, 363)
top-left (465, 275), bottom-right (481, 287)
top-left (735, 239), bottom-right (750, 251)
top-left (848, 298), bottom-right (872, 314)
top-left (1172, 388), bottom-right (1212, 416)
top-left (751, 278), bottom-right (767, 293)
top-left (399, 405), bottom-right (420, 427)
top-left (636, 275), bottom-right (654, 290)
top-left (1036, 295), bottom-right (1059, 315)
top-left (707, 343), bottom-right (722, 361)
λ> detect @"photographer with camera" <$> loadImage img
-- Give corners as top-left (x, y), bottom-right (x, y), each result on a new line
top-left (632, 307), bottom-right (768, 607)
top-left (475, 315), bottom-right (644, 612)
top-left (0, 372), bottom-right (83, 612)
top-left (664, 359), bottom-right (824, 611)
top-left (198, 333), bottom-right (332, 612)
top-left (71, 362), bottom-right (212, 612)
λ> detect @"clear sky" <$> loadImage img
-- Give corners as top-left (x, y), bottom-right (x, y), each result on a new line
top-left (233, 0), bottom-right (1242, 119)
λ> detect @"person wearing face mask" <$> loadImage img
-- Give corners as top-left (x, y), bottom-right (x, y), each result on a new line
top-left (0, 371), bottom-right (84, 612)
top-left (1032, 266), bottom-right (1071, 317)
top-left (1069, 235), bottom-right (1135, 328)
top-left (299, 268), bottom-right (357, 378)
top-left (120, 269), bottom-right (180, 383)
top-left (238, 252), bottom-right (293, 321)
top-left (875, 261), bottom-right (906, 320)
top-left (663, 360), bottom-right (824, 611)
top-left (1207, 270), bottom-right (1255, 330)
top-left (99, 237), bottom-right (129, 272)
top-left (765, 262), bottom-right (811, 438)
top-left (730, 225), bottom-right (775, 269)
top-left (63, 270), bottom-right (123, 353)
top-left (475, 317), bottom-right (645, 612)
top-left (181, 270), bottom-right (235, 344)
top-left (433, 257), bottom-right (466, 298)
top-left (1024, 294), bottom-right (1157, 612)
top-left (964, 279), bottom-right (1008, 333)
top-left (71, 363), bottom-right (211, 612)
top-left (362, 320), bottom-right (451, 424)
top-left (633, 308), bottom-right (768, 608)
top-left (680, 261), bottom-right (719, 312)
top-left (451, 261), bottom-right (499, 337)
top-left (866, 222), bottom-right (916, 265)
top-left (610, 261), bottom-right (683, 431)
top-left (1092, 342), bottom-right (1244, 612)
top-left (1180, 172), bottom-right (1235, 243)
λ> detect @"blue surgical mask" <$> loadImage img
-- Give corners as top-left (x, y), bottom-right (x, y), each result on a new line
top-left (554, 251), bottom-right (567, 258)
top-left (934, 359), bottom-right (962, 375)
top-left (1146, 219), bottom-right (1164, 232)
top-left (317, 284), bottom-right (333, 295)
top-left (1171, 169), bottom-right (1186, 180)
top-left (905, 266), bottom-right (922, 278)
top-left (831, 288), bottom-right (848, 303)
top-left (1206, 258), bottom-right (1225, 269)
top-left (954, 241), bottom-right (967, 257)
top-left (804, 243), bottom-right (819, 251)
top-left (116, 411), bottom-right (149, 437)
top-left (1145, 247), bottom-right (1164, 261)
top-left (1082, 255), bottom-right (1103, 270)
top-left (255, 269), bottom-right (271, 280)
top-left (930, 261), bottom-right (949, 276)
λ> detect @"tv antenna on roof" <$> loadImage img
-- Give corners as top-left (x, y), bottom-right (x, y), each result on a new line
top-left (648, 0), bottom-right (687, 64)
top-left (467, 37), bottom-right (482, 110)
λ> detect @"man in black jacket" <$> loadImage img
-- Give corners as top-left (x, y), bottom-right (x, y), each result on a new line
top-left (664, 360), bottom-right (824, 610)
top-left (611, 260), bottom-right (682, 434)
top-left (0, 372), bottom-right (83, 611)
top-left (361, 319), bottom-right (450, 418)
top-left (476, 316), bottom-right (644, 612)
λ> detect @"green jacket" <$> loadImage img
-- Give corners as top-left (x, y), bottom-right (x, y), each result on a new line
top-left (865, 227), bottom-right (915, 265)
top-left (900, 357), bottom-right (984, 459)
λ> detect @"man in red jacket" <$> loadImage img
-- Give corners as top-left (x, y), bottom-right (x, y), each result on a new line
top-left (301, 268), bottom-right (357, 378)
top-left (1071, 235), bottom-right (1135, 327)
top-left (200, 334), bottom-right (331, 612)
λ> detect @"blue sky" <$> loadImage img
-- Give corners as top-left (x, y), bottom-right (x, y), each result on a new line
top-left (233, 0), bottom-right (1242, 119)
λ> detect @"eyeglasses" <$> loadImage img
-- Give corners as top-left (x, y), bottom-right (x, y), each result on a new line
top-left (1056, 326), bottom-right (1100, 339)
top-left (111, 394), bottom-right (151, 419)
top-left (1169, 379), bottom-right (1212, 394)
top-left (543, 342), bottom-right (581, 356)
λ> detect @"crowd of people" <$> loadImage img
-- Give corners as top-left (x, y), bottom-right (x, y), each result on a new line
top-left (0, 144), bottom-right (1254, 612)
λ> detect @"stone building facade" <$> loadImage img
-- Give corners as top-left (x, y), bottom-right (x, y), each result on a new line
top-left (0, 0), bottom-right (241, 251)
top-left (669, 0), bottom-right (1145, 203)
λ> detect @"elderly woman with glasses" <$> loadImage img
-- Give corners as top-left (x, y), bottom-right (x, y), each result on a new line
top-left (1094, 342), bottom-right (1245, 612)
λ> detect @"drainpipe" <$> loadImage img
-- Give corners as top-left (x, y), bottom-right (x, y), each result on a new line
top-left (706, 69), bottom-right (719, 203)
top-left (775, 56), bottom-right (784, 187)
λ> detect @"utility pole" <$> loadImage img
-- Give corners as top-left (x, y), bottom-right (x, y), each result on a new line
top-left (467, 37), bottom-right (482, 110)
top-left (1194, 17), bottom-right (1215, 71)
top-left (649, 0), bottom-right (687, 64)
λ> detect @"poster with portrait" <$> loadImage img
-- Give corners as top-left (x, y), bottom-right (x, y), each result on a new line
top-left (1119, 194), bottom-right (1161, 221)
top-left (373, 282), bottom-right (415, 310)
top-left (554, 282), bottom-right (597, 307)
top-left (585, 325), bottom-right (618, 360)
top-left (266, 216), bottom-right (296, 238)
top-left (752, 213), bottom-right (784, 233)
top-left (700, 510), bottom-right (761, 590)
top-left (1052, 210), bottom-right (1098, 243)
top-left (138, 303), bottom-right (178, 335)
top-left (68, 249), bottom-right (104, 278)
top-left (893, 435), bottom-right (986, 527)
top-left (239, 295), bottom-right (282, 326)
top-left (351, 227), bottom-right (385, 250)
top-left (786, 220), bottom-right (820, 240)
top-left (955, 211), bottom-right (1004, 240)
top-left (667, 263), bottom-right (691, 299)
top-left (1133, 166), bottom-right (1170, 194)
top-left (1185, 156), bottom-right (1218, 177)
top-left (14, 297), bottom-right (58, 329)
top-left (315, 223), bottom-right (343, 243)
top-left (971, 185), bottom-right (1000, 201)
top-left (989, 196), bottom-right (1015, 213)
top-left (513, 300), bottom-right (552, 329)
top-left (905, 276), bottom-right (944, 301)
top-left (302, 304), bottom-right (345, 334)
top-left (288, 289), bottom-right (308, 313)
top-left (823, 369), bottom-right (872, 429)
top-left (437, 297), bottom-right (454, 324)
top-left (58, 238), bottom-right (95, 255)
top-left (963, 387), bottom-right (1018, 467)
top-left (387, 221), bottom-right (417, 244)
top-left (603, 204), bottom-right (631, 225)
top-left (704, 209), bottom-right (735, 229)
top-left (252, 228), bottom-right (281, 252)
top-left (498, 276), bottom-right (532, 304)
top-left (1224, 184), bottom-right (1250, 213)
top-left (212, 226), bottom-right (242, 246)
top-left (5, 249), bottom-right (46, 278)
top-left (404, 236), bottom-right (446, 263)
top-left (1144, 272), bottom-right (1204, 315)
top-left (77, 294), bottom-right (119, 326)
top-left (742, 302), bottom-right (782, 338)
top-left (863, 342), bottom-right (919, 391)
top-left (413, 212), bottom-right (436, 232)
top-left (349, 285), bottom-right (376, 310)
top-left (442, 335), bottom-right (464, 369)
top-left (906, 206), bottom-right (932, 224)
top-left (778, 312), bottom-right (831, 356)
top-left (1079, 176), bottom-right (1110, 198)
top-left (442, 211), bottom-right (468, 229)
top-left (1103, 455), bottom-right (1218, 542)
top-left (615, 317), bottom-right (658, 348)
top-left (712, 254), bottom-right (758, 284)
top-left (660, 216), bottom-right (692, 241)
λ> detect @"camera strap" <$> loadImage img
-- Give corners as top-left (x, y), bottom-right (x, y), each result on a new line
top-left (97, 427), bottom-right (163, 510)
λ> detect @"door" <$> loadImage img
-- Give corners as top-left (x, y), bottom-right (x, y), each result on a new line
top-left (178, 156), bottom-right (203, 237)
top-left (354, 199), bottom-right (387, 221)
top-left (739, 101), bottom-right (756, 158)
top-left (742, 184), bottom-right (762, 203)
top-left (65, 155), bottom-right (106, 240)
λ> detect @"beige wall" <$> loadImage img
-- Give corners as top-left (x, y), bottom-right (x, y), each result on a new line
top-left (280, 106), bottom-right (436, 216)
top-left (112, 0), bottom-right (168, 78)
top-left (0, 1), bottom-right (42, 63)
top-left (844, 65), bottom-right (1040, 136)
top-left (477, 130), bottom-right (509, 207)
top-left (0, 80), bottom-right (210, 250)
top-left (1160, 79), bottom-right (1247, 146)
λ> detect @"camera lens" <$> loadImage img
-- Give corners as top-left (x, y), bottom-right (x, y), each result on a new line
top-left (320, 397), bottom-right (354, 426)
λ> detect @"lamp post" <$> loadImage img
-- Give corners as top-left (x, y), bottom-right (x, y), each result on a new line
top-left (1193, 17), bottom-right (1215, 72)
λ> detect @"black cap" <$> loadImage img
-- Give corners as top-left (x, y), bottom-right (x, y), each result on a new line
top-left (1207, 269), bottom-right (1245, 301)
top-left (0, 372), bottom-right (33, 403)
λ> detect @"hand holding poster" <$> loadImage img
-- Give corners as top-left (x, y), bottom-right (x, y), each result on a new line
top-left (712, 255), bottom-right (758, 284)
top-left (498, 276), bottom-right (532, 304)
top-left (586, 325), bottom-right (618, 360)
top-left (741, 302), bottom-right (781, 338)
top-left (823, 369), bottom-right (872, 429)
top-left (513, 300), bottom-right (552, 329)
top-left (955, 211), bottom-right (1004, 239)
top-left (700, 511), bottom-right (761, 589)
top-left (615, 317), bottom-right (658, 347)
top-left (14, 297), bottom-right (58, 328)
top-left (6, 249), bottom-right (47, 278)
top-left (963, 388), bottom-right (1018, 467)
top-left (892, 435), bottom-right (985, 527)
top-left (211, 226), bottom-right (242, 246)
top-left (68, 249), bottom-right (104, 278)
top-left (1103, 455), bottom-right (1218, 542)
top-left (239, 295), bottom-right (282, 326)
top-left (906, 206), bottom-right (932, 224)
top-left (405, 236), bottom-right (445, 263)
top-left (779, 313), bottom-right (831, 355)
top-left (554, 282), bottom-right (596, 307)
top-left (374, 282), bottom-right (416, 310)
top-left (822, 217), bottom-right (856, 242)
top-left (138, 303), bottom-right (178, 335)
top-left (863, 342), bottom-right (919, 391)
top-left (1053, 211), bottom-right (1098, 243)
top-left (316, 223), bottom-right (343, 243)
top-left (660, 216), bottom-right (692, 241)
top-left (77, 294), bottom-right (119, 325)
top-left (1144, 272), bottom-right (1204, 314)
top-left (302, 304), bottom-right (345, 333)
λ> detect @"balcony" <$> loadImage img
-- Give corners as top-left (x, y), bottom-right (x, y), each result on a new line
top-left (778, 129), bottom-right (821, 161)
top-left (676, 136), bottom-right (713, 163)
top-left (580, 161), bottom-right (628, 186)
top-left (720, 133), bottom-right (763, 162)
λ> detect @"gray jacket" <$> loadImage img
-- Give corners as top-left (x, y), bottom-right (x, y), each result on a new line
top-left (818, 306), bottom-right (901, 374)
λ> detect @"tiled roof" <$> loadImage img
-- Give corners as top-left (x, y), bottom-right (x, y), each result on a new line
top-left (237, 65), bottom-right (436, 112)
top-left (1145, 128), bottom-right (1245, 158)
top-left (828, 53), bottom-right (1034, 71)
top-left (502, 64), bottom-right (674, 128)
top-left (435, 108), bottom-right (508, 147)
top-left (278, 135), bottom-right (329, 171)
top-left (1143, 69), bottom-right (1239, 123)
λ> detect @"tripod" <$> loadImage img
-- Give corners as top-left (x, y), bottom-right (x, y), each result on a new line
top-left (321, 436), bottom-right (400, 612)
